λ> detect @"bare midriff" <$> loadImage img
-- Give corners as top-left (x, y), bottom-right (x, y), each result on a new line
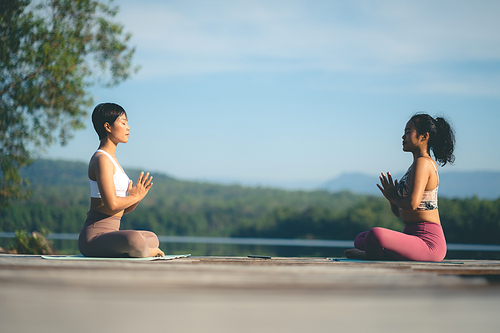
top-left (90, 198), bottom-right (125, 217)
top-left (401, 209), bottom-right (440, 225)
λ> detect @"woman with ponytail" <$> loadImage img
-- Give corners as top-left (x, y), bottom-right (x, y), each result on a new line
top-left (345, 113), bottom-right (455, 261)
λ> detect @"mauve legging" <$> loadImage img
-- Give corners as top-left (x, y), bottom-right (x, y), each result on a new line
top-left (354, 222), bottom-right (447, 262)
top-left (78, 210), bottom-right (159, 257)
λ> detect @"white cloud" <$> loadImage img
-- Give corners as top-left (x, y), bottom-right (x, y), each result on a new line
top-left (116, 0), bottom-right (500, 94)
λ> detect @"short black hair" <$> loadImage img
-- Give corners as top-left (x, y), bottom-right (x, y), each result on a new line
top-left (91, 103), bottom-right (127, 140)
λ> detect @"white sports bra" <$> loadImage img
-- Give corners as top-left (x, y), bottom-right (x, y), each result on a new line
top-left (89, 149), bottom-right (130, 198)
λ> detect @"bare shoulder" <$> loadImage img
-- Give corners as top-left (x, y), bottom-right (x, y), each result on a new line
top-left (414, 157), bottom-right (438, 189)
top-left (89, 152), bottom-right (115, 179)
top-left (414, 156), bottom-right (436, 172)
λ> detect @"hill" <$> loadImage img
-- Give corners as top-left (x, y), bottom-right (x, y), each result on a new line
top-left (5, 159), bottom-right (372, 238)
top-left (0, 159), bottom-right (498, 250)
top-left (321, 171), bottom-right (500, 199)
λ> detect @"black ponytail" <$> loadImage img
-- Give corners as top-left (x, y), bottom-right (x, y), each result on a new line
top-left (410, 113), bottom-right (455, 166)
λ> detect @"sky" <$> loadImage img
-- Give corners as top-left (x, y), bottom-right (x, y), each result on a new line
top-left (46, 0), bottom-right (500, 189)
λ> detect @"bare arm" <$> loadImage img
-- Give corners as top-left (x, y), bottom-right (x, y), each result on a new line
top-left (390, 202), bottom-right (401, 217)
top-left (92, 155), bottom-right (153, 215)
top-left (374, 173), bottom-right (400, 217)
top-left (124, 199), bottom-right (140, 214)
top-left (377, 158), bottom-right (432, 211)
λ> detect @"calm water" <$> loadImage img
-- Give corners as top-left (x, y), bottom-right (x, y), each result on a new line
top-left (1, 233), bottom-right (499, 259)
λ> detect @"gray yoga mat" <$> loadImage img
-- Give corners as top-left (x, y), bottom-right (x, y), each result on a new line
top-left (329, 258), bottom-right (463, 264)
top-left (41, 254), bottom-right (191, 261)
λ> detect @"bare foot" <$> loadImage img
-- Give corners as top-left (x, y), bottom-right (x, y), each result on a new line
top-left (344, 248), bottom-right (367, 259)
top-left (149, 247), bottom-right (165, 257)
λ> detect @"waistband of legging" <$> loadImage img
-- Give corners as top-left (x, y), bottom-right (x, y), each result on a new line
top-left (403, 221), bottom-right (443, 231)
top-left (403, 221), bottom-right (441, 226)
top-left (85, 210), bottom-right (121, 224)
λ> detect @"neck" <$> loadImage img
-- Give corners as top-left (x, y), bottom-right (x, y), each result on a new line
top-left (98, 139), bottom-right (118, 156)
top-left (412, 147), bottom-right (430, 161)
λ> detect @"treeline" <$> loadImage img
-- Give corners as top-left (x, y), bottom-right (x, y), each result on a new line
top-left (0, 159), bottom-right (499, 245)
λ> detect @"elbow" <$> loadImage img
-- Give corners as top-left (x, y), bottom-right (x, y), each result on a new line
top-left (108, 204), bottom-right (119, 212)
top-left (409, 200), bottom-right (421, 211)
top-left (397, 198), bottom-right (419, 211)
top-left (105, 198), bottom-right (120, 212)
top-left (124, 206), bottom-right (135, 214)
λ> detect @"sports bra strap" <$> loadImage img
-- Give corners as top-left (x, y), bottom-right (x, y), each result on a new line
top-left (97, 149), bottom-right (123, 174)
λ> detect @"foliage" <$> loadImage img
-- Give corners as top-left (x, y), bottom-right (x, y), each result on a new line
top-left (439, 197), bottom-right (500, 245)
top-left (1, 159), bottom-right (499, 247)
top-left (10, 227), bottom-right (56, 254)
top-left (0, 0), bottom-right (138, 211)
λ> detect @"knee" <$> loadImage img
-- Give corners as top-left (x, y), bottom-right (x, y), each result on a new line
top-left (366, 228), bottom-right (386, 243)
top-left (364, 228), bottom-right (387, 259)
top-left (366, 227), bottom-right (393, 248)
top-left (140, 231), bottom-right (157, 239)
top-left (354, 231), bottom-right (369, 250)
top-left (125, 232), bottom-right (148, 257)
top-left (141, 231), bottom-right (159, 247)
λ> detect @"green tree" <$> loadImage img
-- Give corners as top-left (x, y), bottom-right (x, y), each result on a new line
top-left (0, 0), bottom-right (139, 211)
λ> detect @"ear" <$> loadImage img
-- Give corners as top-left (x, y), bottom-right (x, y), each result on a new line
top-left (420, 132), bottom-right (430, 142)
top-left (104, 122), bottom-right (112, 133)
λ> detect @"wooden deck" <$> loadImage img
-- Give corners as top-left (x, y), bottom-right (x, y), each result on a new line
top-left (1, 254), bottom-right (499, 332)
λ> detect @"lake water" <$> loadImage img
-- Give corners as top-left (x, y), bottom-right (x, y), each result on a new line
top-left (1, 233), bottom-right (499, 259)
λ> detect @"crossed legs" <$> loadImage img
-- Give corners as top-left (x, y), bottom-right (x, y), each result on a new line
top-left (345, 223), bottom-right (446, 262)
top-left (80, 229), bottom-right (163, 258)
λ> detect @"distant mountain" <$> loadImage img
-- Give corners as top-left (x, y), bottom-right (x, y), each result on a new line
top-left (20, 159), bottom-right (177, 187)
top-left (21, 159), bottom-right (500, 200)
top-left (320, 171), bottom-right (500, 199)
top-left (321, 173), bottom-right (379, 195)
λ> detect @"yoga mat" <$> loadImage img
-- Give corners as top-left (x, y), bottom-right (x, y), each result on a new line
top-left (41, 254), bottom-right (191, 261)
top-left (329, 258), bottom-right (463, 264)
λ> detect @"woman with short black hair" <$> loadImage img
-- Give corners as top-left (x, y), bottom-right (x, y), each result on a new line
top-left (78, 103), bottom-right (164, 258)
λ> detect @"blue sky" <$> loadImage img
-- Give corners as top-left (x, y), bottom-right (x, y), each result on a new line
top-left (46, 0), bottom-right (500, 189)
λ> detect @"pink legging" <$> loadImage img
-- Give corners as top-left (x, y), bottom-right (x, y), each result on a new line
top-left (78, 210), bottom-right (160, 258)
top-left (354, 222), bottom-right (447, 262)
